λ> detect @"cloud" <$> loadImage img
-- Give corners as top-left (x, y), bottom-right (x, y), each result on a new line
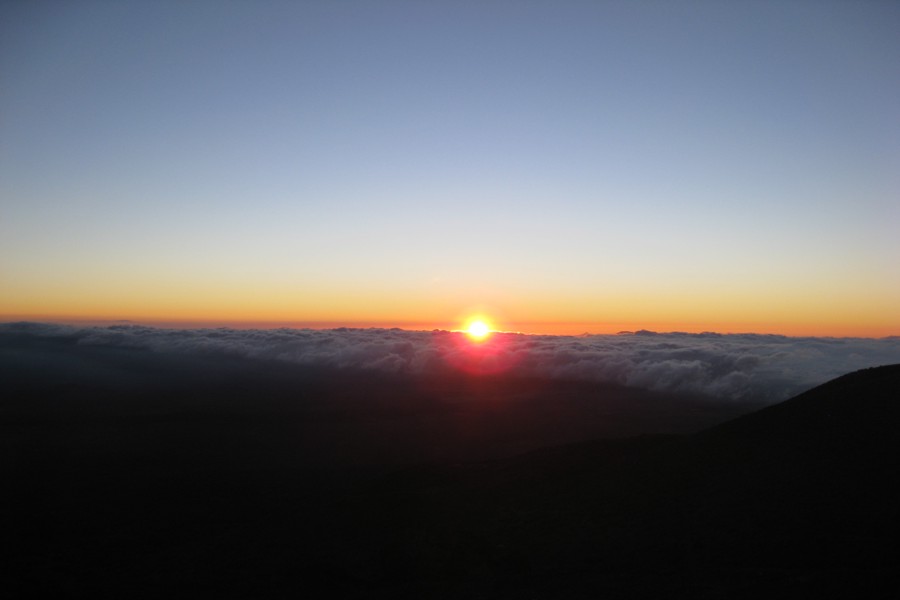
top-left (2, 322), bottom-right (899, 402)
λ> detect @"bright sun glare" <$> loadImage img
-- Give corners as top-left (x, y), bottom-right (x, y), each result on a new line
top-left (466, 319), bottom-right (491, 340)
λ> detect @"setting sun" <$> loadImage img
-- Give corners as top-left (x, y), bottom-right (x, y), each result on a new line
top-left (466, 319), bottom-right (491, 340)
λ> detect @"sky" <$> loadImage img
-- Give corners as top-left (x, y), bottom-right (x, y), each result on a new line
top-left (1, 1), bottom-right (898, 336)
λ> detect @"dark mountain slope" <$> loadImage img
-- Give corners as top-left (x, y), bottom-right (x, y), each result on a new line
top-left (5, 356), bottom-right (898, 598)
top-left (319, 365), bottom-right (900, 598)
top-left (679, 364), bottom-right (900, 569)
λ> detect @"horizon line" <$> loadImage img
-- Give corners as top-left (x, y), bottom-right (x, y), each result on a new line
top-left (1, 315), bottom-right (897, 340)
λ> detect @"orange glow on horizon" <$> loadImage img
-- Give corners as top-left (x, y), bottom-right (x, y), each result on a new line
top-left (1, 312), bottom-right (896, 339)
top-left (2, 266), bottom-right (897, 338)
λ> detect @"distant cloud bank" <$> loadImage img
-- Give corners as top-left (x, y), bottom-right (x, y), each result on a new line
top-left (3, 322), bottom-right (899, 403)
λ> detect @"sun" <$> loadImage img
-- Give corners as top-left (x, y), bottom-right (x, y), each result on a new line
top-left (465, 319), bottom-right (492, 340)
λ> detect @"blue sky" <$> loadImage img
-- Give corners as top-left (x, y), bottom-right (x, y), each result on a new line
top-left (1, 1), bottom-right (898, 334)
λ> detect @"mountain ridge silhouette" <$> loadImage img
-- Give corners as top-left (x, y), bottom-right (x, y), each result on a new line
top-left (5, 360), bottom-right (898, 598)
top-left (321, 364), bottom-right (900, 598)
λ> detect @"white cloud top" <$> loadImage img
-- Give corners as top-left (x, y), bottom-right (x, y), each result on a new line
top-left (3, 322), bottom-right (898, 403)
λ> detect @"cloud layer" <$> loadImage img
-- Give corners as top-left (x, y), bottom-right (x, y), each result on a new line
top-left (3, 322), bottom-right (899, 403)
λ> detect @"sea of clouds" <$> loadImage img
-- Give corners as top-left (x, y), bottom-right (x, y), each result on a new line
top-left (3, 322), bottom-right (899, 403)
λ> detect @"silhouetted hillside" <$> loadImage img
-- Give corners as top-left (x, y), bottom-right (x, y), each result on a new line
top-left (313, 365), bottom-right (900, 598)
top-left (4, 351), bottom-right (898, 598)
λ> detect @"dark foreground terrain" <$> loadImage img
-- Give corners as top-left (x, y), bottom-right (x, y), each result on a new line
top-left (2, 333), bottom-right (898, 598)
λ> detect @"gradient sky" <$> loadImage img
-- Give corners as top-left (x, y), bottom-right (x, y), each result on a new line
top-left (1, 1), bottom-right (898, 336)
